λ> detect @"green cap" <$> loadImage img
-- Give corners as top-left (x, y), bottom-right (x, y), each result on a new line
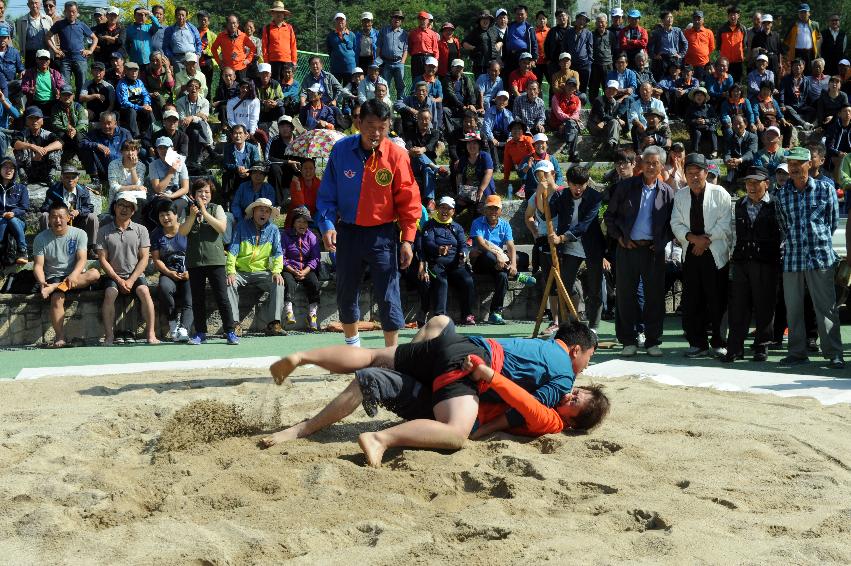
top-left (786, 147), bottom-right (811, 161)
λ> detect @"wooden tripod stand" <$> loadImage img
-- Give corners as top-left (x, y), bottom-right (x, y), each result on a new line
top-left (532, 182), bottom-right (579, 337)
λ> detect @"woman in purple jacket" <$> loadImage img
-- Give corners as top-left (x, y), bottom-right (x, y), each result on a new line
top-left (281, 206), bottom-right (321, 331)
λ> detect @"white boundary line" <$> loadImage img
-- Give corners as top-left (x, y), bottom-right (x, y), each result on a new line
top-left (584, 360), bottom-right (851, 406)
top-left (15, 356), bottom-right (284, 380)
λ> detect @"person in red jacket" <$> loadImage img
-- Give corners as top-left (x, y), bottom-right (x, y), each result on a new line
top-left (619, 9), bottom-right (647, 70)
top-left (716, 6), bottom-right (747, 82)
top-left (260, 315), bottom-right (610, 453)
top-left (408, 11), bottom-right (439, 79)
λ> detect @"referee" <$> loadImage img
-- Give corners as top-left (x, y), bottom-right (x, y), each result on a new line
top-left (316, 99), bottom-right (421, 347)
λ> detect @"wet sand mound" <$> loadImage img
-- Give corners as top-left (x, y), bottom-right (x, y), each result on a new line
top-left (158, 400), bottom-right (260, 452)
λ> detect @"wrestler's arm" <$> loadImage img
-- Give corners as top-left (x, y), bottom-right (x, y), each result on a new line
top-left (468, 363), bottom-right (563, 439)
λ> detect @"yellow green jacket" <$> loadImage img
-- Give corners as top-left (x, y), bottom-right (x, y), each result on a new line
top-left (226, 219), bottom-right (284, 275)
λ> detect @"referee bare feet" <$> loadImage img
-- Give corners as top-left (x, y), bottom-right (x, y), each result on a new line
top-left (358, 432), bottom-right (386, 468)
top-left (270, 354), bottom-right (302, 385)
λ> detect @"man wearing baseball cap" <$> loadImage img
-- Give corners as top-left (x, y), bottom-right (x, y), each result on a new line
top-left (750, 14), bottom-right (782, 74)
top-left (422, 196), bottom-right (477, 324)
top-left (722, 166), bottom-right (783, 363)
top-left (619, 9), bottom-right (647, 69)
top-left (783, 4), bottom-right (820, 72)
top-left (442, 59), bottom-right (476, 129)
top-left (96, 191), bottom-right (160, 345)
top-left (376, 11), bottom-right (408, 97)
top-left (408, 11), bottom-right (439, 79)
top-left (327, 13), bottom-right (356, 84)
top-left (116, 60), bottom-right (153, 142)
top-left (502, 5), bottom-right (538, 81)
top-left (355, 11), bottom-right (378, 71)
top-left (589, 79), bottom-right (626, 152)
top-left (753, 126), bottom-right (789, 177)
top-left (50, 83), bottom-right (88, 166)
top-left (507, 51), bottom-right (537, 98)
top-left (774, 146), bottom-right (845, 368)
top-left (469, 194), bottom-right (535, 324)
top-left (671, 153), bottom-right (733, 359)
top-left (13, 106), bottom-right (62, 183)
top-left (565, 11), bottom-right (593, 94)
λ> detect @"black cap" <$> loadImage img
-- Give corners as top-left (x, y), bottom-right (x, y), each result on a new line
top-left (684, 153), bottom-right (708, 170)
top-left (742, 166), bottom-right (769, 181)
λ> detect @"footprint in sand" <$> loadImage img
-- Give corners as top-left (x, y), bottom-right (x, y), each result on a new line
top-left (576, 481), bottom-right (619, 495)
top-left (490, 455), bottom-right (546, 480)
top-left (585, 439), bottom-right (623, 454)
top-left (628, 509), bottom-right (672, 532)
top-left (457, 470), bottom-right (515, 499)
top-left (453, 519), bottom-right (512, 542)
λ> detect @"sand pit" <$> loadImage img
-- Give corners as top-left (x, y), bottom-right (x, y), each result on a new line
top-left (0, 367), bottom-right (850, 564)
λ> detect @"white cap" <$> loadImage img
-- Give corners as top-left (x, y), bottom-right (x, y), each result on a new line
top-left (183, 53), bottom-right (198, 63)
top-left (756, 54), bottom-right (769, 62)
top-left (532, 133), bottom-right (548, 143)
top-left (106, 6), bottom-right (120, 15)
top-left (451, 59), bottom-right (465, 68)
top-left (334, 12), bottom-right (346, 20)
top-left (761, 14), bottom-right (773, 22)
top-left (495, 90), bottom-right (509, 99)
top-left (307, 84), bottom-right (322, 93)
top-left (278, 114), bottom-right (293, 124)
top-left (533, 160), bottom-right (555, 173)
top-left (361, 11), bottom-right (373, 20)
top-left (606, 79), bottom-right (620, 89)
top-left (36, 49), bottom-right (51, 59)
top-left (840, 59), bottom-right (851, 66)
top-left (611, 8), bottom-right (624, 17)
top-left (162, 109), bottom-right (179, 120)
top-left (352, 67), bottom-right (364, 74)
top-left (518, 52), bottom-right (533, 60)
top-left (425, 56), bottom-right (438, 67)
top-left (438, 196), bottom-right (456, 208)
top-left (115, 192), bottom-right (138, 206)
top-left (559, 52), bottom-right (571, 60)
top-left (776, 163), bottom-right (789, 173)
top-left (495, 8), bottom-right (508, 18)
top-left (258, 62), bottom-right (272, 74)
top-left (765, 125), bottom-right (781, 137)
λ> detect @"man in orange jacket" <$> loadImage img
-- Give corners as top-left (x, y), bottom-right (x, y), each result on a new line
top-left (211, 14), bottom-right (256, 82)
top-left (261, 1), bottom-right (297, 82)
top-left (716, 6), bottom-right (746, 82)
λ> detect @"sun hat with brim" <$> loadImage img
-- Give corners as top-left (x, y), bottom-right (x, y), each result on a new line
top-left (484, 195), bottom-right (503, 209)
top-left (438, 196), bottom-right (456, 208)
top-left (278, 114), bottom-right (294, 124)
top-left (361, 12), bottom-right (373, 20)
top-left (268, 1), bottom-right (291, 15)
top-left (333, 12), bottom-right (346, 20)
top-left (533, 160), bottom-right (554, 173)
top-left (742, 166), bottom-right (770, 181)
top-left (245, 198), bottom-right (279, 219)
top-left (478, 10), bottom-right (494, 20)
top-left (786, 147), bottom-right (811, 161)
top-left (107, 7), bottom-right (120, 15)
top-left (684, 153), bottom-right (708, 170)
top-left (115, 192), bottom-right (138, 208)
top-left (689, 86), bottom-right (709, 101)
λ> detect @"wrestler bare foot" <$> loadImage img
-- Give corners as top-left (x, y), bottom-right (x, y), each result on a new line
top-left (358, 432), bottom-right (386, 468)
top-left (270, 354), bottom-right (303, 385)
top-left (259, 422), bottom-right (306, 447)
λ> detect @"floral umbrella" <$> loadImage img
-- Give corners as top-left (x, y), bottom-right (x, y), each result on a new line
top-left (286, 129), bottom-right (345, 159)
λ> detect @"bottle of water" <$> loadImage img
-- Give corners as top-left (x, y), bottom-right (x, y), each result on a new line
top-left (507, 183), bottom-right (514, 201)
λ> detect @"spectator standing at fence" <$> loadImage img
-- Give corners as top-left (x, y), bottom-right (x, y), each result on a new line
top-left (463, 10), bottom-right (499, 78)
top-left (408, 11), bottom-right (439, 80)
top-left (684, 11), bottom-right (714, 80)
top-left (648, 11), bottom-right (687, 82)
top-left (262, 1), bottom-right (297, 83)
top-left (565, 12), bottom-right (593, 95)
top-left (33, 200), bottom-right (101, 348)
top-left (326, 13), bottom-right (356, 85)
top-left (716, 6), bottom-right (746, 82)
top-left (376, 10), bottom-right (408, 98)
top-left (211, 14), bottom-right (255, 84)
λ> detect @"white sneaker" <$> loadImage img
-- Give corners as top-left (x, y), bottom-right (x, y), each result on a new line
top-left (167, 320), bottom-right (178, 340)
top-left (647, 345), bottom-right (663, 357)
top-left (175, 326), bottom-right (190, 342)
top-left (637, 332), bottom-right (646, 348)
top-left (622, 345), bottom-right (638, 357)
top-left (711, 347), bottom-right (727, 358)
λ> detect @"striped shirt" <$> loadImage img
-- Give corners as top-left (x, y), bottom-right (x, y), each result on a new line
top-left (774, 176), bottom-right (840, 272)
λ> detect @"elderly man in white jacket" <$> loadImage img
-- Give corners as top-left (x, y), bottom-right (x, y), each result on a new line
top-left (671, 152), bottom-right (733, 358)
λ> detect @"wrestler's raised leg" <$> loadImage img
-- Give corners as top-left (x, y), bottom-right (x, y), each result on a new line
top-left (270, 345), bottom-right (397, 384)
